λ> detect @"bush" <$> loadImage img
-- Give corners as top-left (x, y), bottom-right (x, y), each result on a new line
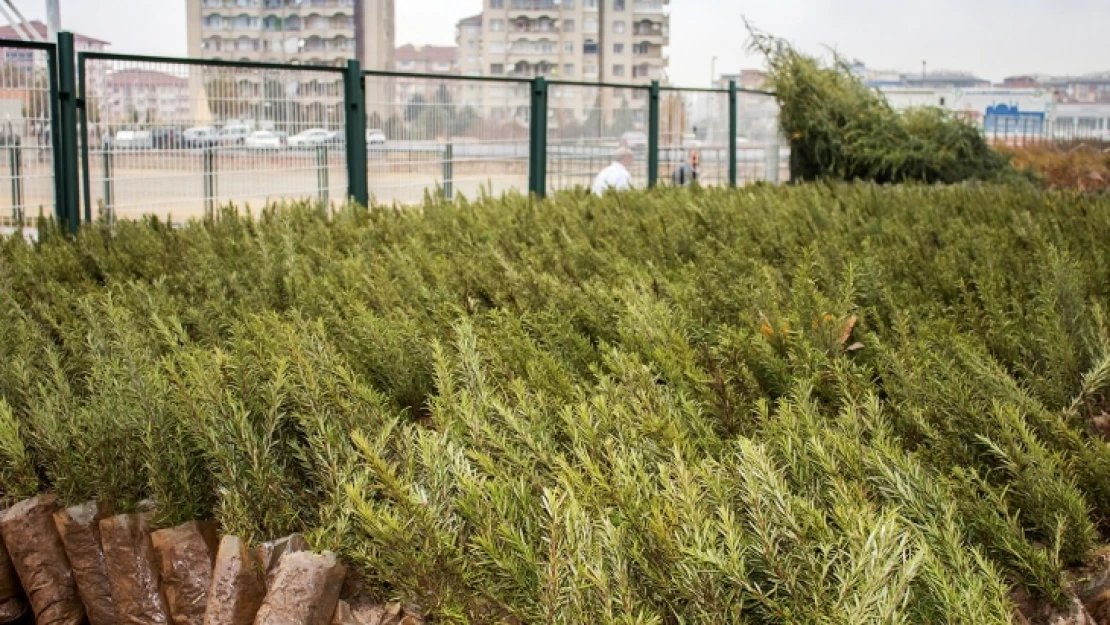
top-left (3, 184), bottom-right (1110, 621)
top-left (749, 29), bottom-right (1022, 185)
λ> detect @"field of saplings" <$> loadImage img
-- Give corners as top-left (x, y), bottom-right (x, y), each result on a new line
top-left (1, 182), bottom-right (1110, 623)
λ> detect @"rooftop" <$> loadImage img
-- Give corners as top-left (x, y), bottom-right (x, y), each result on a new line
top-left (106, 69), bottom-right (187, 88)
top-left (395, 44), bottom-right (457, 64)
top-left (0, 20), bottom-right (109, 46)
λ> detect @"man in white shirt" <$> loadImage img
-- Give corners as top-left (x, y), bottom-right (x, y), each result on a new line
top-left (591, 147), bottom-right (635, 196)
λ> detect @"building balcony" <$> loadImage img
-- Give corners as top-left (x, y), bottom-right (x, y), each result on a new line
top-left (632, 0), bottom-right (669, 14)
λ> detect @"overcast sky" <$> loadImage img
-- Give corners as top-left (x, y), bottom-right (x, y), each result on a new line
top-left (7, 0), bottom-right (1110, 85)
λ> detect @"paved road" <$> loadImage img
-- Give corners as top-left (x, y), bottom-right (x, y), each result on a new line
top-left (0, 143), bottom-right (788, 224)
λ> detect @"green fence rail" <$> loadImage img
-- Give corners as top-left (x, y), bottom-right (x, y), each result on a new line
top-left (2, 34), bottom-right (786, 230)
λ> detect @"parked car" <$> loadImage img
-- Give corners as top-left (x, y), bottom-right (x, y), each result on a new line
top-left (218, 124), bottom-right (252, 146)
top-left (621, 131), bottom-right (648, 151)
top-left (245, 130), bottom-right (286, 151)
top-left (151, 127), bottom-right (184, 149)
top-left (366, 128), bottom-right (386, 146)
top-left (113, 130), bottom-right (153, 150)
top-left (183, 126), bottom-right (219, 148)
top-left (288, 128), bottom-right (340, 148)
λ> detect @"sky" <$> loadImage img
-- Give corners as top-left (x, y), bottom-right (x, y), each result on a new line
top-left (6, 0), bottom-right (1110, 86)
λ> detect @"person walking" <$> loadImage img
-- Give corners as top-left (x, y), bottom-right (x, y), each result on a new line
top-left (672, 147), bottom-right (700, 186)
top-left (592, 147), bottom-right (635, 196)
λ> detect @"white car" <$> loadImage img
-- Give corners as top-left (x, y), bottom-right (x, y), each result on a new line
top-left (183, 126), bottom-right (218, 148)
top-left (366, 128), bottom-right (386, 146)
top-left (113, 130), bottom-right (153, 150)
top-left (245, 131), bottom-right (285, 150)
top-left (288, 128), bottom-right (339, 148)
top-left (621, 130), bottom-right (648, 150)
top-left (218, 124), bottom-right (252, 146)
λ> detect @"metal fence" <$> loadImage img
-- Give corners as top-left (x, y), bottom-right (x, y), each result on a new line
top-left (0, 39), bottom-right (58, 230)
top-left (0, 33), bottom-right (788, 231)
top-left (362, 73), bottom-right (531, 205)
top-left (546, 82), bottom-right (652, 192)
top-left (79, 54), bottom-right (349, 223)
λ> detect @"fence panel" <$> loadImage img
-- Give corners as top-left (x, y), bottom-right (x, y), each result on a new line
top-left (658, 88), bottom-right (730, 186)
top-left (0, 42), bottom-right (57, 230)
top-left (546, 83), bottom-right (651, 194)
top-left (736, 90), bottom-right (785, 184)
top-left (79, 55), bottom-right (348, 222)
top-left (362, 73), bottom-right (530, 205)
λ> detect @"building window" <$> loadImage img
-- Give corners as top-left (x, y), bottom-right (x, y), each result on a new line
top-left (583, 39), bottom-right (598, 55)
top-left (584, 63), bottom-right (598, 76)
top-left (491, 0), bottom-right (504, 6)
top-left (564, 42), bottom-right (574, 53)
top-left (613, 43), bottom-right (624, 53)
top-left (563, 19), bottom-right (575, 32)
top-left (490, 19), bottom-right (504, 32)
top-left (491, 63), bottom-right (505, 75)
top-left (563, 63), bottom-right (574, 76)
top-left (613, 21), bottom-right (625, 34)
top-left (633, 42), bottom-right (649, 55)
top-left (204, 14), bottom-right (225, 29)
top-left (490, 41), bottom-right (506, 53)
top-left (612, 64), bottom-right (624, 77)
top-left (584, 17), bottom-right (598, 33)
top-left (584, 0), bottom-right (598, 8)
top-left (468, 39), bottom-right (477, 48)
top-left (614, 0), bottom-right (625, 9)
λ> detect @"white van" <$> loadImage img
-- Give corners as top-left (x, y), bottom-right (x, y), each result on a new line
top-left (113, 130), bottom-right (153, 150)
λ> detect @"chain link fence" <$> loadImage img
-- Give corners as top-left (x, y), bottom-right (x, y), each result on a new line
top-left (79, 55), bottom-right (348, 222)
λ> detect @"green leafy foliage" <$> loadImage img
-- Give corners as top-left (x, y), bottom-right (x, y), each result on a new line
top-left (749, 29), bottom-right (1023, 185)
top-left (1, 183), bottom-right (1110, 621)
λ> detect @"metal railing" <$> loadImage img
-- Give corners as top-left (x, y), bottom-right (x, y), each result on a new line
top-left (1, 33), bottom-right (785, 231)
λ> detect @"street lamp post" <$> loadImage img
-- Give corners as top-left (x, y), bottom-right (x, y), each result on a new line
top-left (711, 56), bottom-right (718, 88)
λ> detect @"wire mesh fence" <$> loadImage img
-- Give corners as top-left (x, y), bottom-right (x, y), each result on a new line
top-left (659, 89), bottom-right (729, 186)
top-left (546, 83), bottom-right (651, 193)
top-left (362, 73), bottom-right (531, 206)
top-left (79, 55), bottom-right (348, 222)
top-left (0, 43), bottom-right (56, 229)
top-left (737, 90), bottom-right (785, 184)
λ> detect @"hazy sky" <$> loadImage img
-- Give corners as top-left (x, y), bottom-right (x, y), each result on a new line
top-left (7, 0), bottom-right (1110, 85)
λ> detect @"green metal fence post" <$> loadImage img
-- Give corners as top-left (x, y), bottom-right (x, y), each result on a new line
top-left (648, 80), bottom-right (660, 188)
top-left (203, 147), bottom-right (216, 218)
top-left (443, 143), bottom-right (453, 201)
top-left (728, 80), bottom-right (738, 187)
top-left (56, 32), bottom-right (80, 234)
top-left (528, 76), bottom-right (548, 198)
top-left (344, 59), bottom-right (368, 207)
top-left (78, 52), bottom-right (91, 223)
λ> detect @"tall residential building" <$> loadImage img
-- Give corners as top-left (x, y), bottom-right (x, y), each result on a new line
top-left (456, 0), bottom-right (669, 123)
top-left (103, 69), bottom-right (191, 123)
top-left (186, 0), bottom-right (394, 70)
top-left (185, 0), bottom-right (395, 124)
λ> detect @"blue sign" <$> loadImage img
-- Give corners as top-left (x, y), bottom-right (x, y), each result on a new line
top-left (984, 103), bottom-right (1045, 133)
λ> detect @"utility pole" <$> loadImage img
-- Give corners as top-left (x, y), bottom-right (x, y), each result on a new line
top-left (922, 60), bottom-right (927, 80)
top-left (711, 56), bottom-right (718, 88)
top-left (45, 0), bottom-right (61, 42)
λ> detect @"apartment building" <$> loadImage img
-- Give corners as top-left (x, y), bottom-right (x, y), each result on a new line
top-left (102, 69), bottom-right (191, 123)
top-left (456, 0), bottom-right (669, 123)
top-left (185, 0), bottom-right (394, 124)
top-left (392, 44), bottom-right (458, 106)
